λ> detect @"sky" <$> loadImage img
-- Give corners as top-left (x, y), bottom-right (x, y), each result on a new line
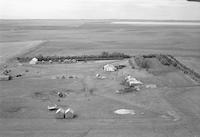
top-left (0, 0), bottom-right (200, 20)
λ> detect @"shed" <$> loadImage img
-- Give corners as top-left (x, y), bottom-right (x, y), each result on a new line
top-left (103, 64), bottom-right (117, 72)
top-left (55, 108), bottom-right (65, 119)
top-left (125, 75), bottom-right (143, 87)
top-left (65, 108), bottom-right (75, 119)
top-left (29, 57), bottom-right (38, 65)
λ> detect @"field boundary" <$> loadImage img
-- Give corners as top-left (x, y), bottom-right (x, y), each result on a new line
top-left (134, 54), bottom-right (200, 83)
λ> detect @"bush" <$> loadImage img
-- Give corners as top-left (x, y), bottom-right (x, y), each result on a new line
top-left (134, 56), bottom-right (150, 69)
top-left (128, 59), bottom-right (135, 69)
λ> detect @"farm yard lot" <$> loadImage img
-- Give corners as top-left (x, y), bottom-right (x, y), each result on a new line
top-left (0, 20), bottom-right (200, 137)
top-left (1, 59), bottom-right (200, 137)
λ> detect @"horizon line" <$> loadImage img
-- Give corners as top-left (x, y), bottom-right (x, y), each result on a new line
top-left (1, 19), bottom-right (200, 22)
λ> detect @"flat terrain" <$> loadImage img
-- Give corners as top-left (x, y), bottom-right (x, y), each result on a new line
top-left (0, 20), bottom-right (200, 137)
top-left (0, 40), bottom-right (44, 64)
top-left (1, 20), bottom-right (200, 57)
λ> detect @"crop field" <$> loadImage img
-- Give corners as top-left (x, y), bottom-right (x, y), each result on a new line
top-left (0, 20), bottom-right (200, 137)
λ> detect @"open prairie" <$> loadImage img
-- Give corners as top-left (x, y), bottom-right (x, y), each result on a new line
top-left (0, 20), bottom-right (200, 137)
top-left (1, 20), bottom-right (200, 57)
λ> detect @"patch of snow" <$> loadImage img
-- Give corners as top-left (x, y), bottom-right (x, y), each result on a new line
top-left (114, 109), bottom-right (136, 115)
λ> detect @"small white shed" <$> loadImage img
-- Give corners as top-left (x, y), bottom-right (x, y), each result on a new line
top-left (29, 57), bottom-right (38, 65)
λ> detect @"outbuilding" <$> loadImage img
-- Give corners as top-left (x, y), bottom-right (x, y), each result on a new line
top-left (55, 108), bottom-right (65, 119)
top-left (65, 108), bottom-right (75, 119)
top-left (125, 75), bottom-right (143, 87)
top-left (103, 64), bottom-right (117, 72)
top-left (29, 57), bottom-right (38, 65)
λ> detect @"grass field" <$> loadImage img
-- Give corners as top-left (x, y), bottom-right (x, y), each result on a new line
top-left (0, 20), bottom-right (200, 137)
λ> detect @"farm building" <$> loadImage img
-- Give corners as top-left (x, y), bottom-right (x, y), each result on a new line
top-left (55, 108), bottom-right (65, 119)
top-left (103, 64), bottom-right (117, 72)
top-left (65, 108), bottom-right (75, 119)
top-left (125, 75), bottom-right (143, 87)
top-left (29, 57), bottom-right (38, 65)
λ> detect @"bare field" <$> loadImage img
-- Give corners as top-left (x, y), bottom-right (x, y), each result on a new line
top-left (0, 40), bottom-right (44, 64)
top-left (1, 20), bottom-right (200, 57)
top-left (0, 20), bottom-right (200, 137)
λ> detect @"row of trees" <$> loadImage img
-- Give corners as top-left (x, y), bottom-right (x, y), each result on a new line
top-left (167, 55), bottom-right (200, 82)
top-left (16, 52), bottom-right (130, 62)
top-left (134, 54), bottom-right (200, 82)
top-left (136, 54), bottom-right (175, 68)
